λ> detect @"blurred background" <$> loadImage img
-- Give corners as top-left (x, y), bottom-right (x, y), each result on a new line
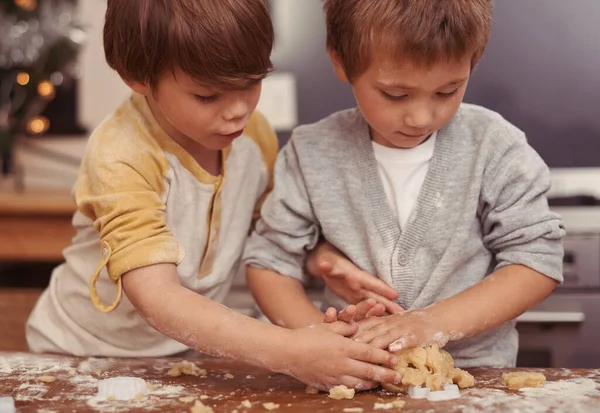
top-left (0, 0), bottom-right (599, 367)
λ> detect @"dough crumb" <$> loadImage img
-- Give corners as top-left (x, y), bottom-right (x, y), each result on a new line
top-left (246, 375), bottom-right (254, 379)
top-left (200, 395), bottom-right (210, 400)
top-left (374, 403), bottom-right (394, 410)
top-left (134, 392), bottom-right (145, 400)
top-left (263, 402), bottom-right (280, 410)
top-left (38, 376), bottom-right (56, 383)
top-left (224, 373), bottom-right (235, 379)
top-left (240, 400), bottom-right (252, 408)
top-left (305, 386), bottom-right (320, 395)
top-left (503, 371), bottom-right (546, 390)
top-left (452, 368), bottom-right (475, 389)
top-left (179, 396), bottom-right (196, 403)
top-left (328, 385), bottom-right (355, 400)
top-left (392, 400), bottom-right (406, 408)
top-left (343, 408), bottom-right (364, 413)
top-left (68, 369), bottom-right (77, 375)
top-left (167, 362), bottom-right (206, 377)
top-left (190, 400), bottom-right (214, 413)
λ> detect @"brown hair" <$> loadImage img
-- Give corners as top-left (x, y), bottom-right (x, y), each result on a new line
top-left (104, 0), bottom-right (274, 89)
top-left (324, 0), bottom-right (494, 80)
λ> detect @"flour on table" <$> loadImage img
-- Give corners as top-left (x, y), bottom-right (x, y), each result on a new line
top-left (455, 377), bottom-right (600, 413)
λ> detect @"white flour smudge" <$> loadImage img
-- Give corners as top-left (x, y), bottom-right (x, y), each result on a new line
top-left (455, 377), bottom-right (600, 413)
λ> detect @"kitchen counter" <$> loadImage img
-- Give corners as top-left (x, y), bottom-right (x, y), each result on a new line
top-left (1, 352), bottom-right (599, 412)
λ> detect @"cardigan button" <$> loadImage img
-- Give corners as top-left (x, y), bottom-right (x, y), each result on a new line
top-left (398, 254), bottom-right (409, 266)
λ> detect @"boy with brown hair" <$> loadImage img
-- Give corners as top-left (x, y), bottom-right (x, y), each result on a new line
top-left (26, 0), bottom-right (402, 391)
top-left (245, 0), bottom-right (565, 369)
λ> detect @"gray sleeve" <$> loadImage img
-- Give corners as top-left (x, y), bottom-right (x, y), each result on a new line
top-left (243, 138), bottom-right (320, 284)
top-left (480, 134), bottom-right (565, 283)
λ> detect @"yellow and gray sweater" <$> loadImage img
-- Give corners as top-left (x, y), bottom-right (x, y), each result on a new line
top-left (26, 93), bottom-right (277, 357)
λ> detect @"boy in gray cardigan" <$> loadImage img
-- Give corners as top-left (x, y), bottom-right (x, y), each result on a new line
top-left (244, 0), bottom-right (565, 370)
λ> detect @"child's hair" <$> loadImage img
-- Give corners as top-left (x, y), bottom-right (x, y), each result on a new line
top-left (104, 0), bottom-right (274, 89)
top-left (323, 0), bottom-right (494, 80)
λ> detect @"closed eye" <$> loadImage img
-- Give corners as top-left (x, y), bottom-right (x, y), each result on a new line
top-left (381, 91), bottom-right (407, 101)
top-left (437, 89), bottom-right (459, 98)
top-left (194, 94), bottom-right (219, 103)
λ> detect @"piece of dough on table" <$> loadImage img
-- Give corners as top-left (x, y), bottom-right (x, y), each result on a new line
top-left (503, 371), bottom-right (546, 390)
top-left (381, 344), bottom-right (475, 393)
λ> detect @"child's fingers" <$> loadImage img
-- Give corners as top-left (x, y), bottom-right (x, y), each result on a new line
top-left (353, 321), bottom-right (390, 344)
top-left (363, 291), bottom-right (404, 314)
top-left (337, 305), bottom-right (357, 323)
top-left (323, 307), bottom-right (338, 323)
top-left (374, 330), bottom-right (417, 352)
top-left (353, 272), bottom-right (399, 301)
top-left (346, 359), bottom-right (401, 384)
top-left (349, 342), bottom-right (398, 368)
top-left (365, 303), bottom-right (387, 318)
top-left (354, 316), bottom-right (386, 334)
top-left (327, 321), bottom-right (359, 337)
top-left (354, 299), bottom-right (377, 320)
top-left (317, 258), bottom-right (337, 276)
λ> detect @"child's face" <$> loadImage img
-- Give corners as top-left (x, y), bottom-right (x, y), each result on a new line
top-left (332, 53), bottom-right (472, 149)
top-left (133, 68), bottom-right (262, 151)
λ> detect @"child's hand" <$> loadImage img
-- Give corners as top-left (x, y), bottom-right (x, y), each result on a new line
top-left (353, 310), bottom-right (448, 352)
top-left (323, 298), bottom-right (387, 324)
top-left (282, 323), bottom-right (402, 391)
top-left (307, 242), bottom-right (404, 314)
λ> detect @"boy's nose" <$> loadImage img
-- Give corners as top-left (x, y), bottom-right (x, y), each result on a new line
top-left (404, 105), bottom-right (434, 130)
top-left (222, 99), bottom-right (250, 122)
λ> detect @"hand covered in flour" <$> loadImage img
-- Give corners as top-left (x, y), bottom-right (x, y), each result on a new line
top-left (282, 323), bottom-right (402, 391)
top-left (306, 242), bottom-right (404, 314)
top-left (353, 309), bottom-right (449, 352)
top-left (323, 298), bottom-right (387, 324)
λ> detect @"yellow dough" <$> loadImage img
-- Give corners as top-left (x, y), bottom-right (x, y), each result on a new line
top-left (381, 344), bottom-right (475, 392)
top-left (328, 385), bottom-right (356, 400)
top-left (503, 372), bottom-right (546, 390)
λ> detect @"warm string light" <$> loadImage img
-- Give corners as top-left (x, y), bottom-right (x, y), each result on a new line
top-left (16, 72), bottom-right (30, 86)
top-left (37, 80), bottom-right (56, 99)
top-left (26, 116), bottom-right (50, 135)
top-left (14, 0), bottom-right (37, 11)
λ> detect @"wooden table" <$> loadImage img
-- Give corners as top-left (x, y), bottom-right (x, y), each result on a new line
top-left (1, 352), bottom-right (600, 412)
top-left (0, 190), bottom-right (76, 262)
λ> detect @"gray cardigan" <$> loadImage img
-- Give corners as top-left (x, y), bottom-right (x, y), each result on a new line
top-left (244, 103), bottom-right (565, 368)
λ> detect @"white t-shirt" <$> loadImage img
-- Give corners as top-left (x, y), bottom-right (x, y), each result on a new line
top-left (372, 132), bottom-right (437, 229)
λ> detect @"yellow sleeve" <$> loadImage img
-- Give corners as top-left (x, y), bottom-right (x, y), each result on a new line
top-left (243, 110), bottom-right (279, 224)
top-left (76, 122), bottom-right (183, 313)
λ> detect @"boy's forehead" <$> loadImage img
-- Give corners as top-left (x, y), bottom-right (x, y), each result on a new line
top-left (367, 54), bottom-right (472, 87)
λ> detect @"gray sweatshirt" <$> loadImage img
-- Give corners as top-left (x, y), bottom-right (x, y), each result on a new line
top-left (244, 103), bottom-right (565, 368)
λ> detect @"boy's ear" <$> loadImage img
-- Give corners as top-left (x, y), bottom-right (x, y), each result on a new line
top-left (124, 80), bottom-right (151, 96)
top-left (328, 50), bottom-right (350, 83)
